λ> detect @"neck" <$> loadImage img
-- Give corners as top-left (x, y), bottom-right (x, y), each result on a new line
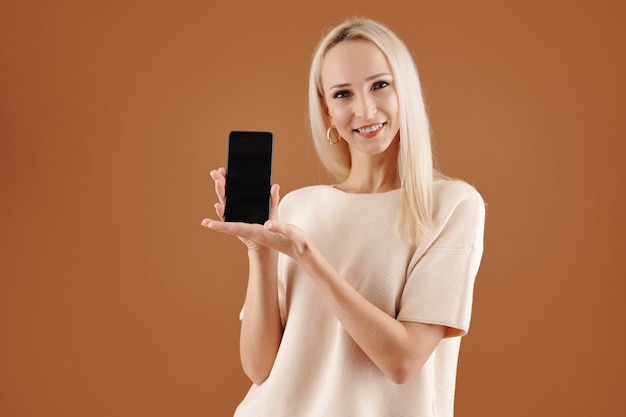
top-left (336, 148), bottom-right (400, 194)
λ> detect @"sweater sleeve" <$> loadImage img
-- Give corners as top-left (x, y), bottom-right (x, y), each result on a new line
top-left (397, 182), bottom-right (486, 337)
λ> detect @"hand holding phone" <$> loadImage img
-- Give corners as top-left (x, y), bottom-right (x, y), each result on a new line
top-left (224, 131), bottom-right (274, 224)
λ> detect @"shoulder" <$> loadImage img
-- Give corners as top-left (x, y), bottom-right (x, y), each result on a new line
top-left (280, 185), bottom-right (331, 205)
top-left (433, 178), bottom-right (485, 218)
top-left (434, 178), bottom-right (483, 205)
top-left (428, 179), bottom-right (485, 248)
top-left (278, 185), bottom-right (333, 216)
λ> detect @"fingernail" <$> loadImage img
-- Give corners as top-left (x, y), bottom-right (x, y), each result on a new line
top-left (201, 219), bottom-right (210, 227)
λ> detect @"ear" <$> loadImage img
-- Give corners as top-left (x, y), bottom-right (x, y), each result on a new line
top-left (319, 96), bottom-right (334, 126)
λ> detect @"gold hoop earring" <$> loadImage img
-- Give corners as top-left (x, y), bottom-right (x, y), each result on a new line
top-left (326, 126), bottom-right (341, 145)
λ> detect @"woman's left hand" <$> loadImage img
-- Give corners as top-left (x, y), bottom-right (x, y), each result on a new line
top-left (201, 218), bottom-right (311, 262)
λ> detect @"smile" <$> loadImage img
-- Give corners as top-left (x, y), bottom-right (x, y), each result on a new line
top-left (355, 123), bottom-right (385, 134)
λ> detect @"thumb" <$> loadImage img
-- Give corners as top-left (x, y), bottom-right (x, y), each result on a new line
top-left (269, 183), bottom-right (281, 219)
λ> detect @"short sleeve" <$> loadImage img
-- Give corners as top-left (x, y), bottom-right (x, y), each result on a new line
top-left (397, 183), bottom-right (485, 337)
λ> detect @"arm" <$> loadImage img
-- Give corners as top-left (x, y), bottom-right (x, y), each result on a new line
top-left (204, 168), bottom-right (283, 385)
top-left (204, 218), bottom-right (445, 385)
top-left (294, 239), bottom-right (445, 385)
top-left (239, 247), bottom-right (283, 385)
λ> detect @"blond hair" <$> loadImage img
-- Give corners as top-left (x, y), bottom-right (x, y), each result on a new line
top-left (308, 17), bottom-right (436, 243)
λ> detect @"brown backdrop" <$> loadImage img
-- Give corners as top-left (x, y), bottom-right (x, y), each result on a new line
top-left (1, 0), bottom-right (624, 416)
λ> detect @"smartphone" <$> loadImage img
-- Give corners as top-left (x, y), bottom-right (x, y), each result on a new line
top-left (224, 131), bottom-right (274, 224)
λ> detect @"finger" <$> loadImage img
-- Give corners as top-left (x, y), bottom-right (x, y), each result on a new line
top-left (210, 169), bottom-right (226, 205)
top-left (269, 184), bottom-right (281, 219)
top-left (209, 168), bottom-right (226, 181)
top-left (202, 218), bottom-right (265, 241)
top-left (201, 218), bottom-right (237, 235)
top-left (201, 218), bottom-right (217, 229)
top-left (264, 219), bottom-right (289, 236)
top-left (214, 203), bottom-right (224, 220)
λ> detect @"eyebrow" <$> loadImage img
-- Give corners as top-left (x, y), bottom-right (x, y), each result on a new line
top-left (328, 72), bottom-right (392, 90)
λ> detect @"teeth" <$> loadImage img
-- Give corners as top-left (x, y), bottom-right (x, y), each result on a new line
top-left (357, 123), bottom-right (384, 134)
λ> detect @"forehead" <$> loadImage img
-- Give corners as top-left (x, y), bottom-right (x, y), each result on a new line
top-left (321, 40), bottom-right (391, 88)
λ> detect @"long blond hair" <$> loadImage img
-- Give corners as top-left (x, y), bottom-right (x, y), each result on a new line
top-left (308, 17), bottom-right (436, 243)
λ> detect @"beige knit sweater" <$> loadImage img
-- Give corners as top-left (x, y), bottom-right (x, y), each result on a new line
top-left (234, 179), bottom-right (485, 417)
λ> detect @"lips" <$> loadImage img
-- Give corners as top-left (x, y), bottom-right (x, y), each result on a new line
top-left (354, 122), bottom-right (385, 134)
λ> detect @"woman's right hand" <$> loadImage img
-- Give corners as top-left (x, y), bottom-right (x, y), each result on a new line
top-left (208, 167), bottom-right (281, 254)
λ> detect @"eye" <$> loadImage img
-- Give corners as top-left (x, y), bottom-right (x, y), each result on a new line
top-left (372, 80), bottom-right (390, 90)
top-left (332, 90), bottom-right (352, 99)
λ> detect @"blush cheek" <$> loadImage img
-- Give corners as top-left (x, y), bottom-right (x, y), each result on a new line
top-left (329, 108), bottom-right (352, 136)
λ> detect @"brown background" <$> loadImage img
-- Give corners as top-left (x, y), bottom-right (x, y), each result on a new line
top-left (1, 0), bottom-right (624, 416)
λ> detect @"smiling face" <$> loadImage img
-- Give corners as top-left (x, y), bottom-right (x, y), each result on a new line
top-left (321, 40), bottom-right (400, 160)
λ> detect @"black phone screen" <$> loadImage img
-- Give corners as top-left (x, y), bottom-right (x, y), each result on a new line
top-left (224, 131), bottom-right (274, 224)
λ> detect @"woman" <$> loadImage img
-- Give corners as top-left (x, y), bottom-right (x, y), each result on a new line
top-left (202, 17), bottom-right (485, 417)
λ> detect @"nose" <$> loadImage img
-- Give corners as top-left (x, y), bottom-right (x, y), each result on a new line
top-left (354, 93), bottom-right (377, 120)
